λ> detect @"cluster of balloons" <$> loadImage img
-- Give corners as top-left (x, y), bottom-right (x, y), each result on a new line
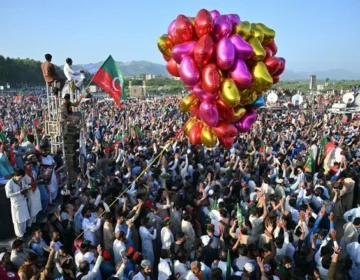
top-left (157, 9), bottom-right (286, 149)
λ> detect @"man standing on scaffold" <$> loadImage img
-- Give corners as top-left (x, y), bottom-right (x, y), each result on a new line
top-left (63, 57), bottom-right (85, 91)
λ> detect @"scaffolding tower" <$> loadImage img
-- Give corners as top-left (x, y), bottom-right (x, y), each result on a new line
top-left (45, 81), bottom-right (81, 184)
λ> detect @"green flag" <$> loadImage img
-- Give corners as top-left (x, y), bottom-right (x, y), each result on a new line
top-left (317, 137), bottom-right (328, 165)
top-left (0, 132), bottom-right (8, 143)
top-left (237, 203), bottom-right (244, 227)
top-left (226, 249), bottom-right (232, 280)
top-left (304, 151), bottom-right (313, 173)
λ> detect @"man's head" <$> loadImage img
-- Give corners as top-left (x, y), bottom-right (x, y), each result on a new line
top-left (32, 227), bottom-right (42, 239)
top-left (45, 54), bottom-right (52, 62)
top-left (64, 94), bottom-right (71, 103)
top-left (140, 259), bottom-right (152, 276)
top-left (24, 252), bottom-right (38, 266)
top-left (66, 58), bottom-right (73, 65)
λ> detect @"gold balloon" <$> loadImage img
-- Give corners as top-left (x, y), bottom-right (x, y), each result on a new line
top-left (251, 62), bottom-right (273, 91)
top-left (233, 106), bottom-right (247, 120)
top-left (248, 37), bottom-right (266, 62)
top-left (180, 93), bottom-right (200, 113)
top-left (235, 21), bottom-right (251, 40)
top-left (238, 89), bottom-right (258, 106)
top-left (184, 117), bottom-right (198, 136)
top-left (201, 126), bottom-right (218, 148)
top-left (220, 78), bottom-right (241, 107)
top-left (157, 34), bottom-right (172, 57)
top-left (256, 23), bottom-right (275, 44)
top-left (250, 23), bottom-right (264, 43)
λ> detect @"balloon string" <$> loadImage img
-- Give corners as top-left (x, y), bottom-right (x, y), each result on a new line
top-left (75, 126), bottom-right (184, 241)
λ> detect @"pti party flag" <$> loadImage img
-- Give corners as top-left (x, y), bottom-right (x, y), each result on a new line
top-left (317, 137), bottom-right (328, 165)
top-left (304, 151), bottom-right (313, 173)
top-left (92, 55), bottom-right (125, 107)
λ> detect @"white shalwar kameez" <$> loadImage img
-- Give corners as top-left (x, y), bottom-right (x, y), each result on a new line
top-left (24, 173), bottom-right (42, 227)
top-left (5, 179), bottom-right (30, 238)
top-left (139, 226), bottom-right (157, 269)
top-left (41, 155), bottom-right (58, 201)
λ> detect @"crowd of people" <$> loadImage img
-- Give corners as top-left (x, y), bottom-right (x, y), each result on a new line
top-left (0, 84), bottom-right (359, 280)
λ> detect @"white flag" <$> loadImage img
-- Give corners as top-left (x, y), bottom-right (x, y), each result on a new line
top-left (83, 64), bottom-right (99, 75)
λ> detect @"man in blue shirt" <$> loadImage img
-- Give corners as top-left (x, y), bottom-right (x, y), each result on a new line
top-left (11, 139), bottom-right (27, 169)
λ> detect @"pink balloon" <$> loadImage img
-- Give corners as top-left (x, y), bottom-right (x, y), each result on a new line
top-left (179, 56), bottom-right (200, 86)
top-left (209, 10), bottom-right (220, 21)
top-left (193, 84), bottom-right (219, 102)
top-left (199, 101), bottom-right (219, 127)
top-left (167, 19), bottom-right (176, 38)
top-left (229, 34), bottom-right (254, 60)
top-left (234, 108), bottom-right (257, 133)
top-left (216, 37), bottom-right (235, 70)
top-left (227, 14), bottom-right (241, 28)
top-left (229, 59), bottom-right (252, 89)
top-left (213, 15), bottom-right (232, 42)
top-left (172, 41), bottom-right (196, 64)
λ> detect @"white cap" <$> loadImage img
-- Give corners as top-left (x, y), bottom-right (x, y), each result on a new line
top-left (208, 189), bottom-right (214, 196)
top-left (217, 198), bottom-right (224, 203)
top-left (244, 262), bottom-right (255, 272)
top-left (115, 171), bottom-right (120, 176)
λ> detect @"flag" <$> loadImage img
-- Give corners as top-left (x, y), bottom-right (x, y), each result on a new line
top-left (131, 125), bottom-right (144, 139)
top-left (12, 94), bottom-right (21, 104)
top-left (83, 63), bottom-right (99, 75)
top-left (236, 203), bottom-right (244, 227)
top-left (317, 137), bottom-right (328, 165)
top-left (0, 132), bottom-right (7, 143)
top-left (226, 249), bottom-right (232, 280)
top-left (304, 151), bottom-right (313, 173)
top-left (92, 55), bottom-right (125, 108)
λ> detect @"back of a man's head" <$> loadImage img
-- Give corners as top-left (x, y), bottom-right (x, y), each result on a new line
top-left (45, 54), bottom-right (52, 62)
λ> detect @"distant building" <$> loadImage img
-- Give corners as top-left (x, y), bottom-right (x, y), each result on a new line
top-left (128, 80), bottom-right (146, 99)
top-left (145, 74), bottom-right (156, 80)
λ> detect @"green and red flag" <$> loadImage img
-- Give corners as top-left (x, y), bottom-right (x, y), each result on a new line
top-left (304, 151), bottom-right (313, 173)
top-left (92, 55), bottom-right (125, 108)
top-left (317, 137), bottom-right (328, 165)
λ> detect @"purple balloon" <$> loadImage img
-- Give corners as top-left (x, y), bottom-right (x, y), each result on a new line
top-left (213, 15), bottom-right (232, 42)
top-left (179, 56), bottom-right (200, 86)
top-left (216, 37), bottom-right (235, 70)
top-left (167, 19), bottom-right (176, 38)
top-left (209, 10), bottom-right (220, 21)
top-left (193, 84), bottom-right (219, 102)
top-left (199, 101), bottom-right (219, 127)
top-left (234, 108), bottom-right (257, 133)
top-left (229, 59), bottom-right (252, 89)
top-left (229, 34), bottom-right (254, 60)
top-left (227, 14), bottom-right (241, 28)
top-left (172, 41), bottom-right (196, 64)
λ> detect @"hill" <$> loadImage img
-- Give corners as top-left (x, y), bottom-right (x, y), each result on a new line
top-left (282, 68), bottom-right (359, 80)
top-left (81, 60), bottom-right (169, 77)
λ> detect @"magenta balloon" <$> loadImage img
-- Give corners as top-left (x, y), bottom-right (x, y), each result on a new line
top-left (229, 59), bottom-right (252, 89)
top-left (227, 14), bottom-right (241, 28)
top-left (234, 108), bottom-right (257, 133)
top-left (179, 56), bottom-right (200, 86)
top-left (193, 84), bottom-right (219, 102)
top-left (167, 19), bottom-right (176, 38)
top-left (229, 34), bottom-right (254, 60)
top-left (213, 15), bottom-right (232, 42)
top-left (199, 101), bottom-right (219, 127)
top-left (172, 41), bottom-right (196, 64)
top-left (209, 10), bottom-right (220, 21)
top-left (216, 37), bottom-right (235, 70)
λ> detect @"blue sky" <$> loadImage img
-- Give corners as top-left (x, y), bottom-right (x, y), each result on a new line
top-left (0, 0), bottom-right (359, 73)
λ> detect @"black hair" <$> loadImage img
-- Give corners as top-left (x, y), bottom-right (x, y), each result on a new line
top-left (66, 58), bottom-right (72, 64)
top-left (45, 54), bottom-right (52, 61)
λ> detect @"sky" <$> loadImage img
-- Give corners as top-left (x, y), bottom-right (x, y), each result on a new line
top-left (0, 0), bottom-right (359, 73)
